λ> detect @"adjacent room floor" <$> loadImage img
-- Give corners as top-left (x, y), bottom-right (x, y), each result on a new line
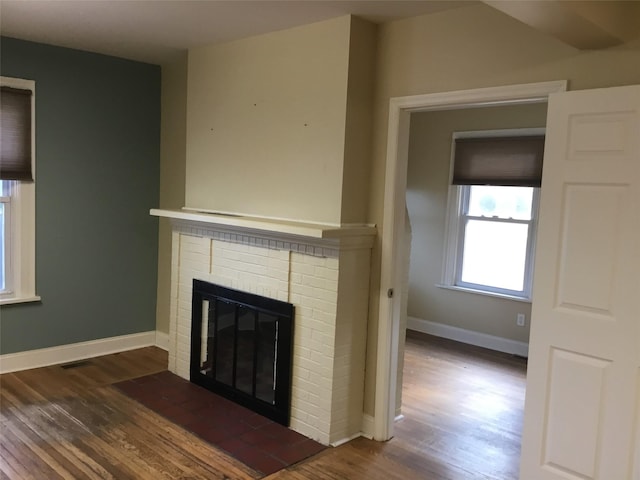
top-left (0, 332), bottom-right (527, 479)
top-left (394, 331), bottom-right (528, 479)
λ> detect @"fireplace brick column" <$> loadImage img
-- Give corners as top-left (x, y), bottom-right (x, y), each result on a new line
top-left (163, 216), bottom-right (374, 446)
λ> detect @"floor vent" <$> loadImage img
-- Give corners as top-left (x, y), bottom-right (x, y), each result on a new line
top-left (60, 360), bottom-right (92, 369)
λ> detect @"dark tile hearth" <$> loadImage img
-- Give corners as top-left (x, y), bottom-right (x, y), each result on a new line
top-left (114, 371), bottom-right (325, 476)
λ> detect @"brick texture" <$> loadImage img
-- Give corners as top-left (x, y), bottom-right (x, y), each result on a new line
top-left (167, 227), bottom-right (372, 445)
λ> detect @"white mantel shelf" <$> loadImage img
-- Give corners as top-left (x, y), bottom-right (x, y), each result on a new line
top-left (150, 209), bottom-right (377, 241)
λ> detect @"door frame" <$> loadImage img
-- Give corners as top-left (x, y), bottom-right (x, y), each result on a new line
top-left (373, 80), bottom-right (568, 441)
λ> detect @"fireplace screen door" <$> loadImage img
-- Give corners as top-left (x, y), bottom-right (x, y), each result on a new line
top-left (190, 280), bottom-right (294, 425)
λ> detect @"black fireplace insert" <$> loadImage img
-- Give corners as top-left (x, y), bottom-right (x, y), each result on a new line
top-left (190, 279), bottom-right (294, 425)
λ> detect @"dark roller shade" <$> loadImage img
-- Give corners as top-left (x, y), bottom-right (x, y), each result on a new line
top-left (1, 86), bottom-right (33, 181)
top-left (452, 135), bottom-right (544, 187)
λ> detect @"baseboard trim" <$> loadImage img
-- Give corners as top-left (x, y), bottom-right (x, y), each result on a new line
top-left (155, 331), bottom-right (169, 351)
top-left (330, 414), bottom-right (378, 446)
top-left (330, 431), bottom-right (363, 447)
top-left (361, 414), bottom-right (374, 439)
top-left (0, 331), bottom-right (158, 374)
top-left (407, 317), bottom-right (529, 358)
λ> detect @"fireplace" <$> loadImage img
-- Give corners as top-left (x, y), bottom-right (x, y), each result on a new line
top-left (151, 208), bottom-right (375, 445)
top-left (190, 279), bottom-right (294, 425)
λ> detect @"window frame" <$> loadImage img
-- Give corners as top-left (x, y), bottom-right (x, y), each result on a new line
top-left (0, 76), bottom-right (39, 305)
top-left (454, 184), bottom-right (539, 298)
top-left (440, 128), bottom-right (544, 303)
top-left (1, 181), bottom-right (13, 293)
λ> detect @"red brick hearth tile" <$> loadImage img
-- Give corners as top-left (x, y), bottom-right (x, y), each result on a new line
top-left (217, 437), bottom-right (252, 456)
top-left (197, 409), bottom-right (228, 424)
top-left (116, 372), bottom-right (326, 476)
top-left (214, 399), bottom-right (247, 415)
top-left (154, 389), bottom-right (188, 403)
top-left (271, 438), bottom-right (326, 465)
top-left (156, 387), bottom-right (195, 404)
top-left (128, 375), bottom-right (157, 386)
top-left (260, 422), bottom-right (308, 445)
top-left (177, 396), bottom-right (212, 412)
top-left (185, 386), bottom-right (217, 400)
top-left (187, 419), bottom-right (221, 439)
top-left (210, 418), bottom-right (254, 438)
top-left (160, 406), bottom-right (200, 426)
top-left (153, 370), bottom-right (177, 380)
top-left (169, 384), bottom-right (203, 398)
top-left (239, 428), bottom-right (275, 446)
top-left (242, 412), bottom-right (274, 429)
top-left (254, 437), bottom-right (286, 453)
top-left (194, 426), bottom-right (231, 445)
top-left (136, 394), bottom-right (173, 412)
top-left (233, 448), bottom-right (288, 476)
top-left (115, 381), bottom-right (143, 396)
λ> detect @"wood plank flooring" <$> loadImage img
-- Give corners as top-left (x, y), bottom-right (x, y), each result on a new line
top-left (268, 331), bottom-right (527, 480)
top-left (0, 348), bottom-right (259, 480)
top-left (0, 332), bottom-right (527, 479)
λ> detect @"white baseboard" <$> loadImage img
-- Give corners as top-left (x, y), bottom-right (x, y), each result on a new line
top-left (0, 331), bottom-right (158, 374)
top-left (330, 431), bottom-right (364, 447)
top-left (155, 331), bottom-right (169, 351)
top-left (361, 414), bottom-right (374, 439)
top-left (407, 316), bottom-right (529, 358)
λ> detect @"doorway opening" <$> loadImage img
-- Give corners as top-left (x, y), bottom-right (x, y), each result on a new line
top-left (387, 103), bottom-right (547, 477)
top-left (373, 81), bottom-right (568, 442)
top-left (401, 104), bottom-right (548, 356)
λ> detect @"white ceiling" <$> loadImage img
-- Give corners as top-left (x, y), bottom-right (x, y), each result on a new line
top-left (1, 1), bottom-right (639, 65)
top-left (0, 1), bottom-right (473, 64)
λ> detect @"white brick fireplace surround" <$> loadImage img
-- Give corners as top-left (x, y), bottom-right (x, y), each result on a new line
top-left (151, 209), bottom-right (376, 446)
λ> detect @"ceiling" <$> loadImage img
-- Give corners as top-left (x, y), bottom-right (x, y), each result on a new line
top-left (1, 0), bottom-right (639, 65)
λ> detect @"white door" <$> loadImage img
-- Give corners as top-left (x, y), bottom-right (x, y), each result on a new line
top-left (521, 85), bottom-right (640, 479)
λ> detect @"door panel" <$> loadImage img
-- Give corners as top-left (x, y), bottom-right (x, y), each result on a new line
top-left (557, 184), bottom-right (624, 314)
top-left (521, 85), bottom-right (640, 480)
top-left (544, 349), bottom-right (609, 477)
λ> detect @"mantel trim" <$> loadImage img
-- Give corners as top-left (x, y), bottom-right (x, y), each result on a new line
top-left (151, 209), bottom-right (376, 256)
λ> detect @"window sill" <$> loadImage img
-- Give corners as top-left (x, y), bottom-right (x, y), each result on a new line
top-left (436, 284), bottom-right (532, 303)
top-left (0, 295), bottom-right (41, 306)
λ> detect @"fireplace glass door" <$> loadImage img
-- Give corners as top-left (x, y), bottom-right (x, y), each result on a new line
top-left (199, 300), bottom-right (278, 405)
top-left (191, 280), bottom-right (293, 425)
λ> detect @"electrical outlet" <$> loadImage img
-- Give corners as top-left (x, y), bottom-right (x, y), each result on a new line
top-left (517, 313), bottom-right (526, 327)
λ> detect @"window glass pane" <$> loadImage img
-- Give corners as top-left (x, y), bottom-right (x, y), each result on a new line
top-left (0, 202), bottom-right (4, 290)
top-left (214, 300), bottom-right (236, 386)
top-left (460, 220), bottom-right (529, 291)
top-left (0, 180), bottom-right (6, 291)
top-left (467, 185), bottom-right (534, 220)
top-left (235, 306), bottom-right (256, 396)
top-left (256, 312), bottom-right (277, 405)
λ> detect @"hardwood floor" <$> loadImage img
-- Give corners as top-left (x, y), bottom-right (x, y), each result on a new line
top-left (395, 331), bottom-right (527, 479)
top-left (0, 348), bottom-right (259, 480)
top-left (0, 333), bottom-right (527, 479)
top-left (268, 331), bottom-right (527, 480)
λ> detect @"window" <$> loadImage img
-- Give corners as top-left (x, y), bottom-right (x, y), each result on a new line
top-left (1, 180), bottom-right (10, 292)
top-left (1, 76), bottom-right (38, 305)
top-left (442, 129), bottom-right (544, 301)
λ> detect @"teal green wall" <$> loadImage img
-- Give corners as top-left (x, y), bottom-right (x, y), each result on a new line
top-left (0, 37), bottom-right (160, 354)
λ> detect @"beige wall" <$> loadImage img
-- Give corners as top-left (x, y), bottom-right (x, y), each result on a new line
top-left (156, 53), bottom-right (188, 334)
top-left (185, 16), bottom-right (352, 225)
top-left (340, 17), bottom-right (377, 224)
top-left (406, 103), bottom-right (548, 344)
top-left (155, 2), bottom-right (640, 422)
top-left (364, 3), bottom-right (640, 415)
